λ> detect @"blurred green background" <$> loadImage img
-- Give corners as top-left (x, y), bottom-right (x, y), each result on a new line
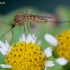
top-left (0, 0), bottom-right (70, 70)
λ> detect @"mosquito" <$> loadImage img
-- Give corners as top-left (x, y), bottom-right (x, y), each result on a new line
top-left (0, 9), bottom-right (53, 56)
top-left (0, 8), bottom-right (70, 57)
top-left (1, 8), bottom-right (70, 44)
top-left (0, 9), bottom-right (53, 42)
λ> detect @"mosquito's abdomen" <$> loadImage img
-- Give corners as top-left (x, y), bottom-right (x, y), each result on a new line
top-left (23, 14), bottom-right (48, 24)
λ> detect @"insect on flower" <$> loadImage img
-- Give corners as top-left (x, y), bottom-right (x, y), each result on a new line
top-left (0, 9), bottom-right (55, 69)
top-left (1, 8), bottom-right (70, 43)
top-left (0, 8), bottom-right (70, 70)
top-left (0, 9), bottom-right (54, 58)
top-left (0, 9), bottom-right (53, 43)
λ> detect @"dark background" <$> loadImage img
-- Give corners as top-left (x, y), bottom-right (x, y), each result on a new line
top-left (0, 0), bottom-right (70, 15)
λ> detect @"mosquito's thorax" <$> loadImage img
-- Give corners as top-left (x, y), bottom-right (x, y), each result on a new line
top-left (13, 13), bottom-right (25, 26)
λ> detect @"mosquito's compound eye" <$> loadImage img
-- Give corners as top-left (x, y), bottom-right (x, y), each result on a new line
top-left (12, 23), bottom-right (15, 28)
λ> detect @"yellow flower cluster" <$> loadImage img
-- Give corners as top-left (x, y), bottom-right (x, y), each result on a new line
top-left (55, 29), bottom-right (70, 61)
top-left (5, 41), bottom-right (47, 70)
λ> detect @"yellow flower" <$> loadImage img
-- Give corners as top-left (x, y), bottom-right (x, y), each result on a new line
top-left (0, 34), bottom-right (55, 70)
top-left (44, 30), bottom-right (70, 66)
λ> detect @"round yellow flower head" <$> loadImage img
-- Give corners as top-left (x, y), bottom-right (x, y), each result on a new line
top-left (5, 41), bottom-right (47, 70)
top-left (44, 31), bottom-right (70, 68)
top-left (55, 29), bottom-right (70, 61)
top-left (44, 30), bottom-right (70, 69)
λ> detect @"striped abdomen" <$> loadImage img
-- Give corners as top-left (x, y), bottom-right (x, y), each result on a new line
top-left (23, 14), bottom-right (48, 24)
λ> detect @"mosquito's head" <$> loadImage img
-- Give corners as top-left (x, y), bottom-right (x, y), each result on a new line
top-left (13, 13), bottom-right (24, 26)
top-left (11, 22), bottom-right (15, 28)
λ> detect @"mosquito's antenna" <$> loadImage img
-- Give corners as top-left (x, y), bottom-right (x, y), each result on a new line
top-left (0, 20), bottom-right (11, 25)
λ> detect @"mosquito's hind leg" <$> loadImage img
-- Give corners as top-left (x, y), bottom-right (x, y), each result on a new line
top-left (18, 26), bottom-right (24, 41)
top-left (18, 25), bottom-right (26, 59)
top-left (27, 22), bottom-right (37, 43)
top-left (23, 25), bottom-right (26, 54)
top-left (27, 22), bottom-right (44, 52)
top-left (10, 29), bottom-right (14, 45)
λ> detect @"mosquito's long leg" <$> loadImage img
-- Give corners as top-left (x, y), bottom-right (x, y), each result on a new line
top-left (47, 19), bottom-right (70, 23)
top-left (10, 29), bottom-right (14, 45)
top-left (1, 29), bottom-right (12, 38)
top-left (27, 22), bottom-right (41, 47)
top-left (18, 26), bottom-right (23, 41)
top-left (27, 22), bottom-right (47, 56)
top-left (24, 25), bottom-right (26, 57)
top-left (28, 23), bottom-right (48, 57)
top-left (5, 28), bottom-right (14, 56)
top-left (17, 25), bottom-right (26, 61)
top-left (27, 22), bottom-right (36, 43)
top-left (30, 22), bottom-right (32, 28)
